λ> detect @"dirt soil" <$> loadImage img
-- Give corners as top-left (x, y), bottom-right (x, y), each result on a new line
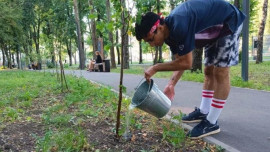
top-left (0, 95), bottom-right (221, 152)
top-left (0, 121), bottom-right (213, 152)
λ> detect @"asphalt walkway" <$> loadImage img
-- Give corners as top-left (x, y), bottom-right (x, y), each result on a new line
top-left (65, 70), bottom-right (270, 152)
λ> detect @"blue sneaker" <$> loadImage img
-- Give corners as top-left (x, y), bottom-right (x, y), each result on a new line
top-left (182, 107), bottom-right (207, 123)
top-left (187, 119), bottom-right (220, 139)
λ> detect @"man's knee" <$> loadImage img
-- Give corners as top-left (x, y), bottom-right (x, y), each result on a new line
top-left (204, 66), bottom-right (214, 77)
top-left (213, 67), bottom-right (230, 81)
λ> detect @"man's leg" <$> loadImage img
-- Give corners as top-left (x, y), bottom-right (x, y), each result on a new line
top-left (187, 67), bottom-right (230, 139)
top-left (187, 23), bottom-right (242, 139)
top-left (182, 66), bottom-right (215, 123)
top-left (206, 67), bottom-right (230, 124)
top-left (199, 66), bottom-right (215, 114)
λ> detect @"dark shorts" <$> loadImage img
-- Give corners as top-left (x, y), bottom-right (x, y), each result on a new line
top-left (204, 24), bottom-right (243, 67)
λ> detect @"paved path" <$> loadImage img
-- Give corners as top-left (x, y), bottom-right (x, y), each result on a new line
top-left (66, 70), bottom-right (270, 152)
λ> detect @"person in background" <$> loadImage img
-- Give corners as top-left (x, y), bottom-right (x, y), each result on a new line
top-left (135, 0), bottom-right (245, 139)
top-left (88, 51), bottom-right (102, 72)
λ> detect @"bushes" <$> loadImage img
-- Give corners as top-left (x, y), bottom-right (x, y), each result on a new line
top-left (47, 62), bottom-right (55, 69)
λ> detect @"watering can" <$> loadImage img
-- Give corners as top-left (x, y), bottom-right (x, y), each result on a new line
top-left (131, 79), bottom-right (171, 118)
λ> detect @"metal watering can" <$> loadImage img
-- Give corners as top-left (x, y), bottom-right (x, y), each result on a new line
top-left (131, 79), bottom-right (171, 118)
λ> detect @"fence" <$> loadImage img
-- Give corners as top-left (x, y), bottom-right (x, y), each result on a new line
top-left (252, 35), bottom-right (270, 61)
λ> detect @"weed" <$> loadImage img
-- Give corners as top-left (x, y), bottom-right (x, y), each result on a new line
top-left (162, 113), bottom-right (186, 148)
top-left (3, 107), bottom-right (20, 121)
top-left (36, 128), bottom-right (88, 151)
top-left (47, 104), bottom-right (66, 113)
top-left (48, 114), bottom-right (73, 126)
top-left (19, 100), bottom-right (32, 108)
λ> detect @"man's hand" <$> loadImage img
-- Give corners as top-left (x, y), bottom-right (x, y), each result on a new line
top-left (164, 84), bottom-right (175, 101)
top-left (144, 66), bottom-right (157, 82)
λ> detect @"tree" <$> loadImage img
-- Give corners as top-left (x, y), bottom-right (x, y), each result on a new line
top-left (115, 0), bottom-right (132, 138)
top-left (106, 0), bottom-right (116, 68)
top-left (116, 30), bottom-right (121, 65)
top-left (65, 0), bottom-right (77, 66)
top-left (73, 0), bottom-right (86, 69)
top-left (0, 0), bottom-right (23, 69)
top-left (156, 0), bottom-right (162, 64)
top-left (120, 0), bottom-right (130, 69)
top-left (88, 0), bottom-right (98, 56)
top-left (256, 0), bottom-right (268, 63)
top-left (134, 0), bottom-right (156, 64)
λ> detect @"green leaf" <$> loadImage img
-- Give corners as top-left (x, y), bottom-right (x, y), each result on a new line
top-left (88, 14), bottom-right (97, 19)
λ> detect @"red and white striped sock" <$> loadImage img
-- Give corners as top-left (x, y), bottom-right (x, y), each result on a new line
top-left (199, 90), bottom-right (214, 114)
top-left (207, 98), bottom-right (226, 124)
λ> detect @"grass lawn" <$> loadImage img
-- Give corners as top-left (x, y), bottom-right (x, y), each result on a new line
top-left (111, 61), bottom-right (270, 91)
top-left (0, 70), bottom-right (224, 151)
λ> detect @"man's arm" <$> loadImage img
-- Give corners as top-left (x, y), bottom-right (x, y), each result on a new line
top-left (144, 51), bottom-right (192, 81)
top-left (153, 51), bottom-right (192, 71)
top-left (168, 70), bottom-right (185, 86)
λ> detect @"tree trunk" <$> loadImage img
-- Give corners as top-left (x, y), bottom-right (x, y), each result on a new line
top-left (16, 44), bottom-right (21, 69)
top-left (169, 0), bottom-right (177, 61)
top-left (191, 48), bottom-right (203, 73)
top-left (66, 1), bottom-right (73, 66)
top-left (88, 0), bottom-right (98, 54)
top-left (78, 1), bottom-right (85, 54)
top-left (153, 47), bottom-right (158, 64)
top-left (32, 18), bottom-right (42, 70)
top-left (1, 45), bottom-right (6, 68)
top-left (106, 0), bottom-right (116, 68)
top-left (234, 0), bottom-right (240, 8)
top-left (123, 33), bottom-right (129, 69)
top-left (121, 0), bottom-right (129, 69)
top-left (157, 0), bottom-right (163, 63)
top-left (116, 30), bottom-right (120, 65)
top-left (73, 0), bottom-right (85, 69)
top-left (66, 39), bottom-right (72, 66)
top-left (12, 53), bottom-right (15, 68)
top-left (74, 52), bottom-right (77, 65)
top-left (116, 0), bottom-right (130, 138)
top-left (158, 46), bottom-right (162, 63)
top-left (256, 0), bottom-right (268, 64)
top-left (5, 45), bottom-right (11, 69)
top-left (58, 41), bottom-right (69, 92)
top-left (139, 41), bottom-right (143, 64)
top-left (51, 47), bottom-right (56, 65)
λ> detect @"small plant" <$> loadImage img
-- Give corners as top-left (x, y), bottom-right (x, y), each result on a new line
top-left (36, 128), bottom-right (88, 151)
top-left (18, 91), bottom-right (32, 102)
top-left (162, 113), bottom-right (186, 147)
top-left (19, 100), bottom-right (32, 108)
top-left (3, 107), bottom-right (20, 121)
top-left (64, 64), bottom-right (69, 68)
top-left (48, 114), bottom-right (73, 126)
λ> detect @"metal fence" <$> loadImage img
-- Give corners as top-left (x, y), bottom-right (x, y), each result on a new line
top-left (252, 35), bottom-right (270, 61)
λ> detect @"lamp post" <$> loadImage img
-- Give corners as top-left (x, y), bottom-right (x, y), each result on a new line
top-left (242, 0), bottom-right (249, 81)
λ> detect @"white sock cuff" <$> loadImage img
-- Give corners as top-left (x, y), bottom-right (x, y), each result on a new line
top-left (202, 90), bottom-right (214, 93)
top-left (202, 90), bottom-right (214, 98)
top-left (211, 98), bottom-right (226, 108)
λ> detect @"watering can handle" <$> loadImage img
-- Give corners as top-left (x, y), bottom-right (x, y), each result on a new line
top-left (135, 78), bottom-right (152, 93)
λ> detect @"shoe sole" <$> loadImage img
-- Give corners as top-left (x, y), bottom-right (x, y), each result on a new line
top-left (190, 128), bottom-right (220, 139)
top-left (182, 119), bottom-right (202, 123)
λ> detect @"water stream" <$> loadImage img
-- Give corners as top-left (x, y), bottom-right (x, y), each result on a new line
top-left (123, 104), bottom-right (136, 141)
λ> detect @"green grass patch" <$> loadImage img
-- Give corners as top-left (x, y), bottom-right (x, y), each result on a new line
top-left (0, 70), bottom-right (224, 151)
top-left (35, 128), bottom-right (87, 151)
